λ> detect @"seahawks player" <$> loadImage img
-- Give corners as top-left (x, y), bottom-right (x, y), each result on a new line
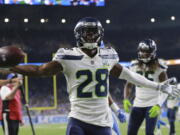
top-left (4, 18), bottom-right (179, 135)
top-left (123, 39), bottom-right (171, 135)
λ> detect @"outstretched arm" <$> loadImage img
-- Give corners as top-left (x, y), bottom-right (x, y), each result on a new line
top-left (9, 61), bottom-right (63, 77)
top-left (110, 64), bottom-right (159, 90)
top-left (110, 63), bottom-right (179, 97)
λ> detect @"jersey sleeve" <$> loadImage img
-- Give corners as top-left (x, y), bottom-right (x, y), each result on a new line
top-left (52, 48), bottom-right (67, 72)
top-left (108, 47), bottom-right (119, 69)
top-left (129, 60), bottom-right (138, 72)
top-left (158, 59), bottom-right (168, 72)
top-left (52, 48), bottom-right (66, 62)
top-left (0, 86), bottom-right (11, 100)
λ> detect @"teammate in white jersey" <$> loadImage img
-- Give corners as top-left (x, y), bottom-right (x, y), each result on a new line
top-left (123, 39), bottom-right (170, 135)
top-left (3, 18), bottom-right (179, 135)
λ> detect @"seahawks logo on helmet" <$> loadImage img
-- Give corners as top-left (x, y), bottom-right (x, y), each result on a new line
top-left (74, 17), bottom-right (104, 49)
top-left (137, 39), bottom-right (157, 63)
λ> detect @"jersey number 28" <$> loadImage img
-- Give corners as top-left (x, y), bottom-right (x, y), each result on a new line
top-left (76, 69), bottom-right (108, 98)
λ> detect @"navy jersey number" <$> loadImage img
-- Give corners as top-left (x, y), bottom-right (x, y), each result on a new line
top-left (76, 69), bottom-right (108, 98)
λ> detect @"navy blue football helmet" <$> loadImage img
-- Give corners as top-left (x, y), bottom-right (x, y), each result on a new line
top-left (74, 17), bottom-right (104, 49)
top-left (137, 39), bottom-right (157, 63)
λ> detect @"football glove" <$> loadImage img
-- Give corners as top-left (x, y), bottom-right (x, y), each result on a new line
top-left (149, 105), bottom-right (161, 118)
top-left (123, 99), bottom-right (132, 113)
top-left (158, 77), bottom-right (180, 98)
top-left (116, 110), bottom-right (126, 123)
top-left (110, 102), bottom-right (126, 123)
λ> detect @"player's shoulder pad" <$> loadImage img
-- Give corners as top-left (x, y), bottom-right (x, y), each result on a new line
top-left (130, 60), bottom-right (139, 67)
top-left (99, 47), bottom-right (119, 59)
top-left (100, 46), bottom-right (118, 54)
top-left (55, 47), bottom-right (83, 60)
top-left (56, 48), bottom-right (75, 55)
top-left (158, 59), bottom-right (168, 69)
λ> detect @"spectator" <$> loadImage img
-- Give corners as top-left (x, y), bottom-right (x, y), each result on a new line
top-left (0, 73), bottom-right (23, 135)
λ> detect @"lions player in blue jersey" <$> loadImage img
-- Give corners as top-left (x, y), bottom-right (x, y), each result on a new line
top-left (109, 96), bottom-right (126, 135)
top-left (4, 17), bottom-right (180, 135)
top-left (167, 96), bottom-right (179, 135)
top-left (101, 42), bottom-right (126, 135)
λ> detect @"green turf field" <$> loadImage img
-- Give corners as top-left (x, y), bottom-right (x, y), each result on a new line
top-left (1, 120), bottom-right (179, 135)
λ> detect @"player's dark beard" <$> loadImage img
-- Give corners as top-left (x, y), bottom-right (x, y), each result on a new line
top-left (138, 58), bottom-right (158, 71)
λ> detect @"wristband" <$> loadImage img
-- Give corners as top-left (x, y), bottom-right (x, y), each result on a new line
top-left (110, 103), bottom-right (119, 112)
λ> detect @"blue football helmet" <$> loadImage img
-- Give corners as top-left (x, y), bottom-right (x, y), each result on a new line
top-left (7, 73), bottom-right (22, 79)
top-left (137, 39), bottom-right (157, 63)
top-left (74, 17), bottom-right (104, 49)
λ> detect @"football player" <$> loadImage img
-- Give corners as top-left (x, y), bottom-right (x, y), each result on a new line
top-left (4, 18), bottom-right (180, 135)
top-left (102, 42), bottom-right (125, 135)
top-left (167, 91), bottom-right (179, 135)
top-left (101, 41), bottom-right (125, 135)
top-left (123, 39), bottom-right (171, 135)
top-left (109, 96), bottom-right (126, 135)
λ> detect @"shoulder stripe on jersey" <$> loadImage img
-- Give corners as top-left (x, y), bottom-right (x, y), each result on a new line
top-left (159, 64), bottom-right (167, 69)
top-left (56, 55), bottom-right (84, 60)
top-left (99, 54), bottom-right (118, 59)
top-left (131, 63), bottom-right (139, 67)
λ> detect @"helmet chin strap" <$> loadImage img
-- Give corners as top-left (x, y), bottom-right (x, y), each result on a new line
top-left (141, 58), bottom-right (151, 63)
top-left (80, 43), bottom-right (98, 49)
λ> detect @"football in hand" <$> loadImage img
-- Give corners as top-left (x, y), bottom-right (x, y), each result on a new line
top-left (0, 46), bottom-right (25, 67)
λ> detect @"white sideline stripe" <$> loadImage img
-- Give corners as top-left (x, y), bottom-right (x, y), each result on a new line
top-left (3, 113), bottom-right (9, 135)
top-left (23, 125), bottom-right (66, 129)
top-left (140, 125), bottom-right (169, 129)
top-left (36, 126), bottom-right (66, 129)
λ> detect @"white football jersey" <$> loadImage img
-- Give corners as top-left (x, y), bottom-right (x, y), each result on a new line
top-left (53, 47), bottom-right (119, 127)
top-left (129, 59), bottom-right (167, 107)
top-left (0, 86), bottom-right (11, 100)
